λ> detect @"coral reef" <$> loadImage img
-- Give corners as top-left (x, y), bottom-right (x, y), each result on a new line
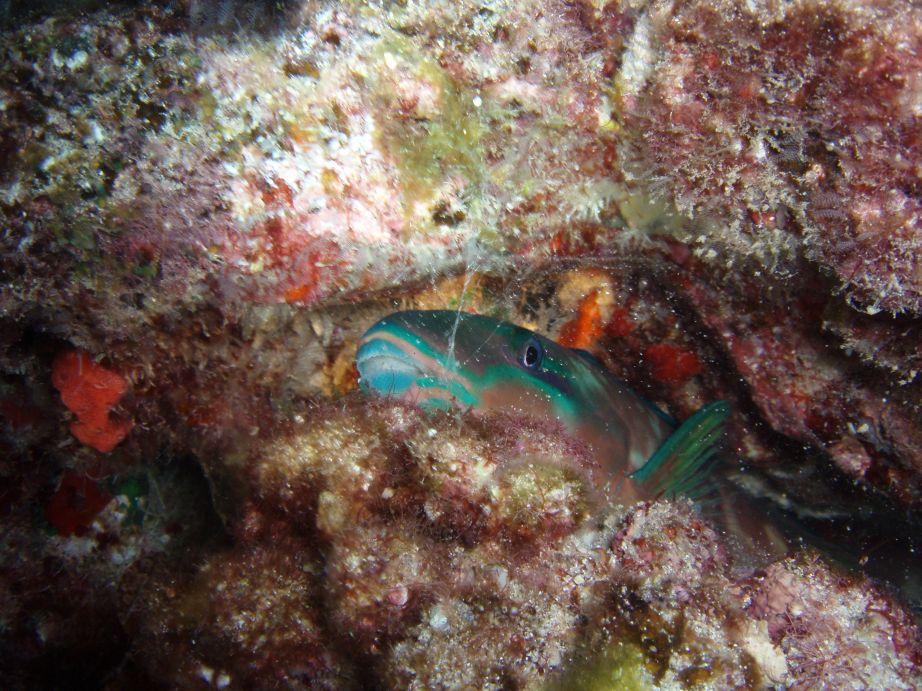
top-left (617, 0), bottom-right (922, 316)
top-left (1, 0), bottom-right (921, 687)
top-left (747, 555), bottom-right (922, 687)
top-left (121, 401), bottom-right (922, 688)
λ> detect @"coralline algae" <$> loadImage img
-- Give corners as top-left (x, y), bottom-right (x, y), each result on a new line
top-left (1, 0), bottom-right (921, 688)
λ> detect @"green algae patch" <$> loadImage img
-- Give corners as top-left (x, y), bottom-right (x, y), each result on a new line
top-left (370, 36), bottom-right (487, 220)
top-left (554, 639), bottom-right (655, 690)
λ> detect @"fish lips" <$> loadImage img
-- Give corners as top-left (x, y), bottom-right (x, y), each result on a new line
top-left (355, 335), bottom-right (428, 398)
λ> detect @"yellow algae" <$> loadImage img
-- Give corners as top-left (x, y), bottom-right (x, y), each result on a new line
top-left (370, 35), bottom-right (486, 225)
top-left (553, 640), bottom-right (655, 691)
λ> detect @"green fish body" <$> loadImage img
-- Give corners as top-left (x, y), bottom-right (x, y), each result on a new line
top-left (356, 310), bottom-right (728, 503)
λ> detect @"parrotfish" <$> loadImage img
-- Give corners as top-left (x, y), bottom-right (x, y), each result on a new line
top-left (357, 310), bottom-right (922, 600)
top-left (355, 310), bottom-right (729, 504)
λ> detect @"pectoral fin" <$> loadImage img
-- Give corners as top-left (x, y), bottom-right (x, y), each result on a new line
top-left (630, 401), bottom-right (730, 501)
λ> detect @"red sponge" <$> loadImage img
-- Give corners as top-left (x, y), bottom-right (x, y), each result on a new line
top-left (45, 471), bottom-right (112, 537)
top-left (52, 349), bottom-right (133, 453)
top-left (645, 342), bottom-right (703, 385)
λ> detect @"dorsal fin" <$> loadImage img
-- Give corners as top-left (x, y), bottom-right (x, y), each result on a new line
top-left (570, 347), bottom-right (606, 368)
top-left (569, 347), bottom-right (677, 427)
top-left (630, 401), bottom-right (730, 501)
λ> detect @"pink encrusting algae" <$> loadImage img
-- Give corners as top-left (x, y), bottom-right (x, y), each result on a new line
top-left (617, 0), bottom-right (922, 316)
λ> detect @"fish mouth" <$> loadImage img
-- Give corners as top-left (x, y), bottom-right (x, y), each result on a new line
top-left (356, 335), bottom-right (427, 398)
top-left (356, 324), bottom-right (480, 409)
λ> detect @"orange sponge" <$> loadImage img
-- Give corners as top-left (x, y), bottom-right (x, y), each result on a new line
top-left (559, 291), bottom-right (604, 349)
top-left (52, 349), bottom-right (133, 453)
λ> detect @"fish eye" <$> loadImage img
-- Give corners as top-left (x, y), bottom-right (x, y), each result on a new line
top-left (520, 337), bottom-right (543, 369)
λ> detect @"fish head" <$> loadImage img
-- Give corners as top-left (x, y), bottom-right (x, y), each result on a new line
top-left (356, 310), bottom-right (583, 421)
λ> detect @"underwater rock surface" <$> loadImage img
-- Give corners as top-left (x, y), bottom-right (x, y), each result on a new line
top-left (123, 400), bottom-right (922, 688)
top-left (1, 0), bottom-right (921, 688)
